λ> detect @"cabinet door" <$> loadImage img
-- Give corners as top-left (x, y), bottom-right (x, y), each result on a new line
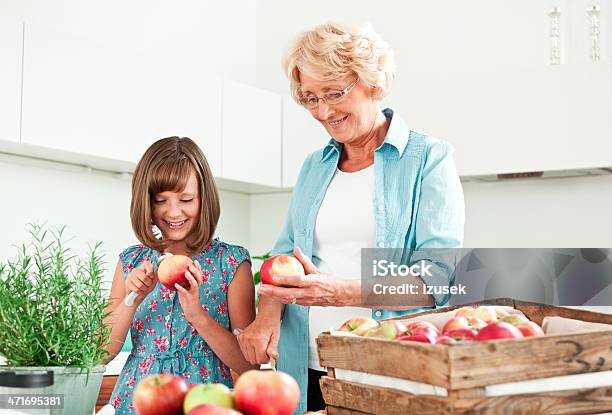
top-left (281, 95), bottom-right (328, 188)
top-left (0, 18), bottom-right (22, 143)
top-left (222, 80), bottom-right (281, 187)
top-left (21, 23), bottom-right (222, 174)
top-left (566, 0), bottom-right (612, 169)
top-left (386, 0), bottom-right (574, 176)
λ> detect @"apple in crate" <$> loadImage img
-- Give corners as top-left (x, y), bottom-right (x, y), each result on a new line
top-left (338, 317), bottom-right (379, 336)
top-left (516, 321), bottom-right (545, 337)
top-left (436, 335), bottom-right (457, 345)
top-left (259, 254), bottom-right (305, 286)
top-left (467, 317), bottom-right (487, 331)
top-left (445, 328), bottom-right (477, 341)
top-left (133, 374), bottom-right (189, 415)
top-left (187, 404), bottom-right (242, 415)
top-left (455, 305), bottom-right (477, 318)
top-left (476, 322), bottom-right (524, 341)
top-left (364, 320), bottom-right (407, 339)
top-left (442, 316), bottom-right (470, 335)
top-left (183, 383), bottom-right (235, 414)
top-left (397, 333), bottom-right (436, 344)
top-left (234, 370), bottom-right (300, 415)
top-left (501, 314), bottom-right (530, 326)
top-left (157, 253), bottom-right (193, 289)
top-left (407, 321), bottom-right (440, 335)
top-left (473, 306), bottom-right (498, 323)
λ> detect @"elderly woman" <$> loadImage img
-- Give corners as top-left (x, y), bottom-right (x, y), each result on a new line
top-left (238, 22), bottom-right (464, 413)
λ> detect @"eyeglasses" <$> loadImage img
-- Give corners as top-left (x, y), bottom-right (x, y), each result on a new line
top-left (298, 79), bottom-right (359, 110)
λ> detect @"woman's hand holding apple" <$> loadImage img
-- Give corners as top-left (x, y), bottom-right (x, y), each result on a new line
top-left (258, 247), bottom-right (360, 307)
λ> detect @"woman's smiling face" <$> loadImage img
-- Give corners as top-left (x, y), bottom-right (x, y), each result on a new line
top-left (299, 72), bottom-right (380, 144)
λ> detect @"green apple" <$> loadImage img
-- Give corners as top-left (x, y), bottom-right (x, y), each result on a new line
top-left (183, 383), bottom-right (234, 414)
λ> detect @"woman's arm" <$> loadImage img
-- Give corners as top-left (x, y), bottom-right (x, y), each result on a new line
top-left (184, 262), bottom-right (258, 374)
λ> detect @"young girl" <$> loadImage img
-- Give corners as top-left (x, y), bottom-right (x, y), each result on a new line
top-left (105, 136), bottom-right (257, 413)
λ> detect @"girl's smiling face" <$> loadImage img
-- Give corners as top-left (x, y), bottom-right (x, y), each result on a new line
top-left (151, 171), bottom-right (201, 243)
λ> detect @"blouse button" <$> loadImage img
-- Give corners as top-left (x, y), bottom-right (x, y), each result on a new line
top-left (374, 310), bottom-right (382, 317)
top-left (377, 204), bottom-right (385, 212)
top-left (378, 241), bottom-right (385, 248)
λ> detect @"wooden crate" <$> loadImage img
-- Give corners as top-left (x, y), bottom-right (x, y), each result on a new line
top-left (317, 298), bottom-right (612, 415)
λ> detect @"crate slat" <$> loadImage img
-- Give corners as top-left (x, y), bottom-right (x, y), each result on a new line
top-left (321, 377), bottom-right (612, 415)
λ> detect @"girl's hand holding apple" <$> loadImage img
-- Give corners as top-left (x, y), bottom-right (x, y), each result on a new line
top-left (124, 260), bottom-right (157, 306)
top-left (174, 260), bottom-right (205, 323)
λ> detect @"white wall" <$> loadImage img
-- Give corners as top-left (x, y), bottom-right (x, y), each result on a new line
top-left (0, 155), bottom-right (250, 289)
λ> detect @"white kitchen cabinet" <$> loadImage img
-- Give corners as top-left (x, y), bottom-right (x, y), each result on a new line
top-left (392, 0), bottom-right (612, 176)
top-left (21, 23), bottom-right (222, 175)
top-left (222, 80), bottom-right (281, 187)
top-left (281, 95), bottom-right (329, 188)
top-left (0, 18), bottom-right (22, 143)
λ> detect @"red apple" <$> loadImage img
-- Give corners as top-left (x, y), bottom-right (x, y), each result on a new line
top-left (133, 374), bottom-right (188, 415)
top-left (157, 254), bottom-right (193, 290)
top-left (476, 322), bottom-right (524, 342)
top-left (338, 317), bottom-right (379, 336)
top-left (501, 314), bottom-right (530, 326)
top-left (436, 336), bottom-right (457, 345)
top-left (183, 383), bottom-right (235, 414)
top-left (445, 328), bottom-right (477, 341)
top-left (188, 404), bottom-right (242, 415)
top-left (454, 305), bottom-right (477, 318)
top-left (442, 316), bottom-right (470, 335)
top-left (259, 254), bottom-right (305, 286)
top-left (397, 333), bottom-right (436, 344)
top-left (516, 321), bottom-right (545, 337)
top-left (407, 321), bottom-right (440, 336)
top-left (234, 370), bottom-right (300, 415)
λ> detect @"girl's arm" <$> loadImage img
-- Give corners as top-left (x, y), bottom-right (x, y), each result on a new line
top-left (182, 261), bottom-right (258, 374)
top-left (103, 260), bottom-right (156, 363)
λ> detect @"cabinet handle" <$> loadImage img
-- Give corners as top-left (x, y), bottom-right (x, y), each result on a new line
top-left (549, 7), bottom-right (562, 65)
top-left (587, 5), bottom-right (601, 62)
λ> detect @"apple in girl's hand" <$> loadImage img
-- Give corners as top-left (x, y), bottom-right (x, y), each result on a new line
top-left (133, 374), bottom-right (188, 415)
top-left (476, 322), bottom-right (524, 341)
top-left (259, 254), bottom-right (305, 286)
top-left (157, 254), bottom-right (193, 289)
top-left (338, 317), bottom-right (379, 336)
top-left (516, 321), bottom-right (545, 337)
top-left (183, 383), bottom-right (235, 414)
top-left (234, 370), bottom-right (300, 415)
top-left (188, 404), bottom-right (242, 415)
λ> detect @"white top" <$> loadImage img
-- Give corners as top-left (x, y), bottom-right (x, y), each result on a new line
top-left (308, 165), bottom-right (375, 370)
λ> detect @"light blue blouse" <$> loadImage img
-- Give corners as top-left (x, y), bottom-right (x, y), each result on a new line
top-left (272, 108), bottom-right (465, 414)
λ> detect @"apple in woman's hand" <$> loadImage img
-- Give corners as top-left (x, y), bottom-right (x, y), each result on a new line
top-left (259, 254), bottom-right (305, 286)
top-left (157, 254), bottom-right (193, 290)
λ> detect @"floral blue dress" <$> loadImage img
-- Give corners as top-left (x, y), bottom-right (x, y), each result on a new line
top-left (109, 238), bottom-right (250, 414)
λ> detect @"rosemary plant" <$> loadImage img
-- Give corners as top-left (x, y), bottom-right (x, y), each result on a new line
top-left (0, 224), bottom-right (111, 370)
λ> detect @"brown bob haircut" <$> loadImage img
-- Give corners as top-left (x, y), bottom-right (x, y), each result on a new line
top-left (131, 136), bottom-right (220, 253)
